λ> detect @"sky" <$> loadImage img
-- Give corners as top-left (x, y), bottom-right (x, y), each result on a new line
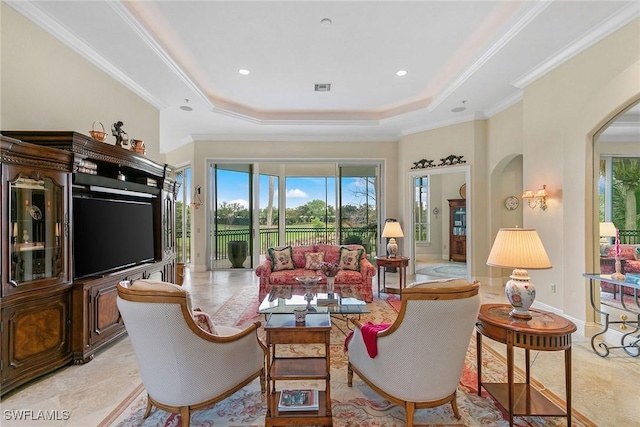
top-left (213, 170), bottom-right (369, 209)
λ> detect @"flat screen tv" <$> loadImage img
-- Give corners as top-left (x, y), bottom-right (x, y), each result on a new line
top-left (73, 196), bottom-right (155, 279)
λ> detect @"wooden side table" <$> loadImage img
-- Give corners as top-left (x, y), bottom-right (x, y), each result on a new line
top-left (475, 304), bottom-right (577, 426)
top-left (264, 312), bottom-right (332, 426)
top-left (374, 256), bottom-right (409, 298)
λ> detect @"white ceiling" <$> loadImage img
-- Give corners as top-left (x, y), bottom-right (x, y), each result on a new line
top-left (7, 1), bottom-right (640, 152)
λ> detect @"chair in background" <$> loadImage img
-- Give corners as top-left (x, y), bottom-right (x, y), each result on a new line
top-left (116, 280), bottom-right (266, 426)
top-left (346, 279), bottom-right (480, 426)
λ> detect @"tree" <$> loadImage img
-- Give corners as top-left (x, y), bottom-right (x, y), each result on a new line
top-left (218, 201), bottom-right (245, 226)
top-left (266, 176), bottom-right (275, 228)
top-left (612, 158), bottom-right (640, 230)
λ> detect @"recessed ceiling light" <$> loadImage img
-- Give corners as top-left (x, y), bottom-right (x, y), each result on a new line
top-left (320, 18), bottom-right (332, 26)
top-left (180, 99), bottom-right (192, 111)
top-left (238, 69), bottom-right (250, 75)
top-left (396, 70), bottom-right (408, 77)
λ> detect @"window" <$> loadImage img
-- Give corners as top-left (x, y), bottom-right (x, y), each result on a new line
top-left (414, 176), bottom-right (429, 242)
top-left (175, 167), bottom-right (191, 264)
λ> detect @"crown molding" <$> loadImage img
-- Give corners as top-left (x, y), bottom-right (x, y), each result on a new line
top-left (188, 133), bottom-right (400, 143)
top-left (428, 1), bottom-right (551, 113)
top-left (5, 1), bottom-right (167, 110)
top-left (108, 1), bottom-right (215, 111)
top-left (401, 112), bottom-right (482, 137)
top-left (512, 3), bottom-right (640, 89)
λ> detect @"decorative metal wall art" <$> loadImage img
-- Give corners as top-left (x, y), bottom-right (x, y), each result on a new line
top-left (411, 154), bottom-right (466, 170)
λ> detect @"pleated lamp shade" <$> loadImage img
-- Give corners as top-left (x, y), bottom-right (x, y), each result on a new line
top-left (487, 228), bottom-right (551, 319)
top-left (599, 222), bottom-right (616, 238)
top-left (487, 228), bottom-right (551, 270)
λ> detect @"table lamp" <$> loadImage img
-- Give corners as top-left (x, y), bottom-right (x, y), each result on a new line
top-left (486, 228), bottom-right (552, 319)
top-left (599, 222), bottom-right (616, 257)
top-left (382, 222), bottom-right (404, 258)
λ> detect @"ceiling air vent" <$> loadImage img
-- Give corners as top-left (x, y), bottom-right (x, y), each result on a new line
top-left (314, 83), bottom-right (331, 92)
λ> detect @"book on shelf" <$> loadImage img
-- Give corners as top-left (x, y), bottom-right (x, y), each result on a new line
top-left (277, 389), bottom-right (319, 412)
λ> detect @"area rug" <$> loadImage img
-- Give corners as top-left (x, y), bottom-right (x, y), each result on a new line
top-left (104, 287), bottom-right (593, 427)
top-left (600, 291), bottom-right (640, 314)
top-left (416, 263), bottom-right (467, 278)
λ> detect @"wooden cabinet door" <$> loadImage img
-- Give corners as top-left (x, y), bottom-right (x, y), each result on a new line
top-left (2, 165), bottom-right (71, 297)
top-left (89, 281), bottom-right (125, 350)
top-left (1, 290), bottom-right (72, 391)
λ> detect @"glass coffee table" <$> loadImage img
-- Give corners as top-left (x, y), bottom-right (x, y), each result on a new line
top-left (258, 289), bottom-right (370, 333)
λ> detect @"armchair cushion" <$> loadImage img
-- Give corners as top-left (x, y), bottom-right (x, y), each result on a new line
top-left (304, 252), bottom-right (325, 270)
top-left (339, 247), bottom-right (364, 271)
top-left (192, 310), bottom-right (219, 335)
top-left (268, 246), bottom-right (295, 271)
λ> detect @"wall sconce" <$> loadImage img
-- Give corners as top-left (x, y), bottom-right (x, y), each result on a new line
top-left (191, 185), bottom-right (202, 209)
top-left (522, 185), bottom-right (548, 210)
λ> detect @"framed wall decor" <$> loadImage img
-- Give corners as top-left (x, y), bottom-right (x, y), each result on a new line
top-left (504, 196), bottom-right (519, 210)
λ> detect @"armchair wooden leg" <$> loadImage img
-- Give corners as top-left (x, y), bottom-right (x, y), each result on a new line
top-left (143, 394), bottom-right (152, 418)
top-left (181, 407), bottom-right (190, 426)
top-left (260, 369), bottom-right (266, 393)
top-left (450, 392), bottom-right (461, 419)
top-left (406, 402), bottom-right (415, 427)
top-left (347, 363), bottom-right (353, 387)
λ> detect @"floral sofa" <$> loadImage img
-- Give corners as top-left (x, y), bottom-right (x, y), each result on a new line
top-left (255, 244), bottom-right (375, 302)
top-left (600, 244), bottom-right (640, 297)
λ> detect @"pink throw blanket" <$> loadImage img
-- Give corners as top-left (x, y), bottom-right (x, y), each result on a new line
top-left (344, 322), bottom-right (391, 358)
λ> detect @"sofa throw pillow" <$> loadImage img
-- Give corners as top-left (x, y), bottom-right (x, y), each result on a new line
top-left (305, 252), bottom-right (325, 270)
top-left (192, 309), bottom-right (219, 335)
top-left (268, 246), bottom-right (295, 272)
top-left (635, 246), bottom-right (640, 261)
top-left (339, 246), bottom-right (364, 271)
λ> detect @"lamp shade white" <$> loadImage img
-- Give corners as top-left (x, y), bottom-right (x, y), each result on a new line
top-left (382, 222), bottom-right (404, 258)
top-left (487, 228), bottom-right (551, 319)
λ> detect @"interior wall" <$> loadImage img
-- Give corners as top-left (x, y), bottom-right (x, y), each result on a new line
top-left (398, 121), bottom-right (484, 276)
top-left (521, 18), bottom-right (640, 327)
top-left (0, 4), bottom-right (161, 163)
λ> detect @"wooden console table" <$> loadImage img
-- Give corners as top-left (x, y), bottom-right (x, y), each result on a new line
top-left (374, 256), bottom-right (409, 298)
top-left (475, 304), bottom-right (576, 426)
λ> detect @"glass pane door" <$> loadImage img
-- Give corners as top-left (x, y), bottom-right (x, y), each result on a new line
top-left (9, 175), bottom-right (64, 285)
top-left (338, 165), bottom-right (378, 259)
top-left (209, 164), bottom-right (253, 269)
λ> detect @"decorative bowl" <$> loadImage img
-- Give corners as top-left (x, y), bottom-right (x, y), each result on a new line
top-left (296, 276), bottom-right (321, 287)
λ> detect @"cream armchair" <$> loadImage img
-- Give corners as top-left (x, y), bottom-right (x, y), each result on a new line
top-left (346, 279), bottom-right (480, 426)
top-left (116, 280), bottom-right (266, 426)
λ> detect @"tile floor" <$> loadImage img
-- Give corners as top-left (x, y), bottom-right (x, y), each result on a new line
top-left (1, 268), bottom-right (637, 427)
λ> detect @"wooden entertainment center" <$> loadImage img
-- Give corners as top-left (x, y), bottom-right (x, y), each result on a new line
top-left (1, 131), bottom-right (178, 395)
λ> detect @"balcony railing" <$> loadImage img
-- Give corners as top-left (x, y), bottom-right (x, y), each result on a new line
top-left (620, 229), bottom-right (640, 245)
top-left (205, 226), bottom-right (377, 260)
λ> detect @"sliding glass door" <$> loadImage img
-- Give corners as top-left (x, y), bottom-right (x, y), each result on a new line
top-left (209, 164), bottom-right (254, 270)
top-left (339, 165), bottom-right (378, 258)
top-left (207, 160), bottom-right (382, 270)
top-left (174, 167), bottom-right (191, 265)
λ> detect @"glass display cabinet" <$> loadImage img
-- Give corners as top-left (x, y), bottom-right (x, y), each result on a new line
top-left (1, 134), bottom-right (73, 396)
top-left (8, 173), bottom-right (66, 288)
top-left (448, 198), bottom-right (467, 262)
